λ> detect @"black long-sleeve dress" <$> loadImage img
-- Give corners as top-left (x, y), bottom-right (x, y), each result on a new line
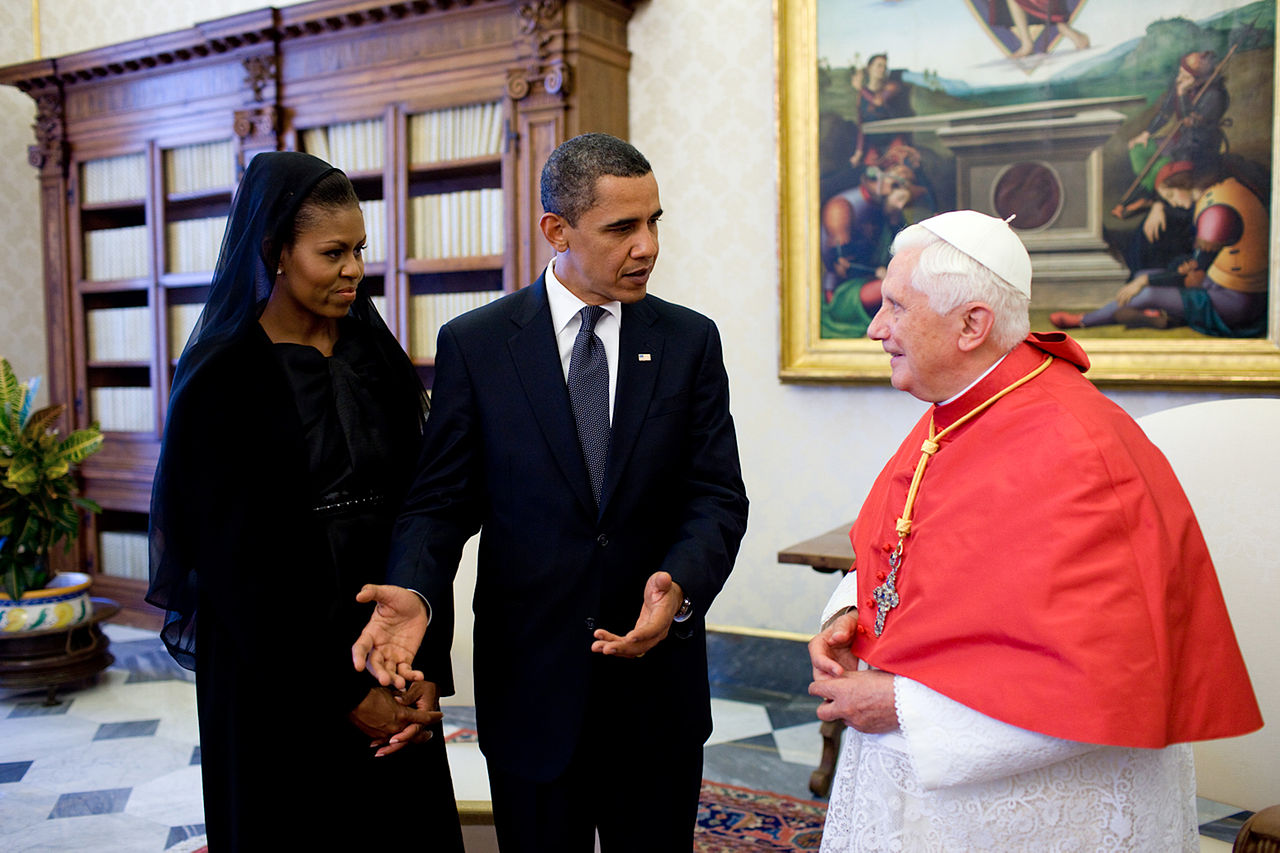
top-left (154, 319), bottom-right (463, 849)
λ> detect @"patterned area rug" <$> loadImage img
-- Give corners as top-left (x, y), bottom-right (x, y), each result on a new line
top-left (166, 777), bottom-right (827, 853)
top-left (695, 780), bottom-right (826, 851)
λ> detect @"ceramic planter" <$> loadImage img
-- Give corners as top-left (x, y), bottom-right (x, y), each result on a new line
top-left (0, 572), bottom-right (93, 633)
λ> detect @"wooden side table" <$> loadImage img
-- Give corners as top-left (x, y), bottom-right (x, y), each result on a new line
top-left (778, 523), bottom-right (854, 798)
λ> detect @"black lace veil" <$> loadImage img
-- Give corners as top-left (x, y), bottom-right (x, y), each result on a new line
top-left (147, 151), bottom-right (426, 669)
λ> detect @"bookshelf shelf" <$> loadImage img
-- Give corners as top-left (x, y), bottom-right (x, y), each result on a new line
top-left (1, 0), bottom-right (635, 628)
top-left (408, 154), bottom-right (504, 179)
top-left (403, 255), bottom-right (505, 275)
top-left (80, 199), bottom-right (147, 214)
top-left (76, 279), bottom-right (150, 293)
top-left (159, 273), bottom-right (215, 288)
top-left (165, 188), bottom-right (234, 206)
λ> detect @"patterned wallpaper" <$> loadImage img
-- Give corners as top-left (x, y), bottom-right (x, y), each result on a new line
top-left (0, 4), bottom-right (45, 393)
top-left (0, 0), bottom-right (1252, 638)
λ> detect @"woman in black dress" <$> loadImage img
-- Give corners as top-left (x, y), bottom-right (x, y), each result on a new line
top-left (148, 151), bottom-right (463, 850)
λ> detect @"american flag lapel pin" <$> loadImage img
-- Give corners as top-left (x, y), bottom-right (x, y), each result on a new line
top-left (638, 353), bottom-right (651, 362)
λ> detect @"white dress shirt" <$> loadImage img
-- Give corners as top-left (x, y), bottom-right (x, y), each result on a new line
top-left (545, 260), bottom-right (621, 425)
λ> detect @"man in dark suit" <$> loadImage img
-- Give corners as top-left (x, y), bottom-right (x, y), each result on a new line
top-left (352, 133), bottom-right (749, 851)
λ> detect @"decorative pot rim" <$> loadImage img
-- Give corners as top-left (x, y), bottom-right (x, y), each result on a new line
top-left (0, 571), bottom-right (93, 602)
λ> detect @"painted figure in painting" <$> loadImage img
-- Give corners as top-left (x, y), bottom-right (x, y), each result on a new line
top-left (972, 0), bottom-right (1090, 57)
top-left (851, 53), bottom-right (915, 167)
top-left (821, 157), bottom-right (934, 338)
top-left (1054, 158), bottom-right (1269, 336)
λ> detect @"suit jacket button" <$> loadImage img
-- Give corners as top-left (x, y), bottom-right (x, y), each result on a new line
top-left (596, 533), bottom-right (608, 547)
top-left (585, 617), bottom-right (596, 630)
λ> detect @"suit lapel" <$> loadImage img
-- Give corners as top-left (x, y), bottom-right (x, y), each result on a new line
top-left (601, 297), bottom-right (662, 512)
top-left (508, 276), bottom-right (598, 517)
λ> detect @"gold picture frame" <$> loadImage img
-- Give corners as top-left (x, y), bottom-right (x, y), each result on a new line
top-left (777, 0), bottom-right (1280, 388)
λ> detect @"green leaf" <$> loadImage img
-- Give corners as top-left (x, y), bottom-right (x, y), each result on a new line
top-left (5, 457), bottom-right (38, 488)
top-left (58, 429), bottom-right (105, 466)
top-left (0, 358), bottom-right (20, 435)
top-left (21, 404), bottom-right (65, 443)
top-left (2, 567), bottom-right (19, 601)
top-left (71, 496), bottom-right (102, 514)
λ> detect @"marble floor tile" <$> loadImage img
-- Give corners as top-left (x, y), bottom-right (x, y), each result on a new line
top-left (10, 811), bottom-right (170, 853)
top-left (0, 759), bottom-right (33, 782)
top-left (771, 720), bottom-right (825, 766)
top-left (0, 714), bottom-right (100, 763)
top-left (1198, 797), bottom-right (1247, 824)
top-left (94, 719), bottom-right (161, 740)
top-left (163, 824), bottom-right (207, 851)
top-left (446, 742), bottom-right (492, 801)
top-left (0, 783), bottom-right (60, 836)
top-left (126, 764), bottom-right (205, 826)
top-left (706, 696), bottom-right (773, 746)
top-left (22, 735), bottom-right (192, 794)
top-left (49, 787), bottom-right (132, 818)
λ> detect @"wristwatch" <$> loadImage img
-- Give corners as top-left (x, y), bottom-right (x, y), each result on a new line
top-left (673, 597), bottom-right (694, 623)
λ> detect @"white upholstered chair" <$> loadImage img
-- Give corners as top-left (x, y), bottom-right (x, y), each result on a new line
top-left (1137, 398), bottom-right (1280, 845)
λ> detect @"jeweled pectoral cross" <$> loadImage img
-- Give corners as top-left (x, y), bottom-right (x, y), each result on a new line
top-left (872, 542), bottom-right (903, 636)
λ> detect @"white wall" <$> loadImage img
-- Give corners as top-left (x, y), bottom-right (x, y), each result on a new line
top-left (0, 1), bottom-right (1263, 664)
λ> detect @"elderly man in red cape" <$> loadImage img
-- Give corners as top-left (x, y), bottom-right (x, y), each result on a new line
top-left (809, 210), bottom-right (1262, 852)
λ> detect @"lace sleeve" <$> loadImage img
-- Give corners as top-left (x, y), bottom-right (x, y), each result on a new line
top-left (895, 675), bottom-right (1099, 790)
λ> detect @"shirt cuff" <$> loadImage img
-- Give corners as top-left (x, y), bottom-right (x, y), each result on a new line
top-left (407, 588), bottom-right (433, 625)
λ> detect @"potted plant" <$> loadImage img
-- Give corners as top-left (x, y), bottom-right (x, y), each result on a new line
top-left (0, 356), bottom-right (104, 632)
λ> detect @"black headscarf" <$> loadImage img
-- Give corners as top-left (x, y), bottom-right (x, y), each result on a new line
top-left (147, 151), bottom-right (426, 669)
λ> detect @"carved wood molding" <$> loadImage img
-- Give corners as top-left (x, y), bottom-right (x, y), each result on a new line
top-left (28, 88), bottom-right (68, 175)
top-left (276, 0), bottom-right (503, 40)
top-left (241, 53), bottom-right (277, 103)
top-left (507, 0), bottom-right (570, 101)
top-left (233, 104), bottom-right (278, 143)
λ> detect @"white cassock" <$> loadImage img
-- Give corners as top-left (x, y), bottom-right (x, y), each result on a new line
top-left (817, 577), bottom-right (1199, 853)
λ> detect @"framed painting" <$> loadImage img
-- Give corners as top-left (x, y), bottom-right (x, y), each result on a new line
top-left (778, 0), bottom-right (1280, 387)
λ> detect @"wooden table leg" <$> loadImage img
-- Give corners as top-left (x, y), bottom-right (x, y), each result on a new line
top-left (809, 718), bottom-right (844, 798)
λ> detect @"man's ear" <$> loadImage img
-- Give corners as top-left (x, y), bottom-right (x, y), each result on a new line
top-left (539, 212), bottom-right (569, 252)
top-left (956, 303), bottom-right (995, 353)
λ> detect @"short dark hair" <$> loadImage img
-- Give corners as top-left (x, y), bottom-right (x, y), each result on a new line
top-left (540, 133), bottom-right (651, 225)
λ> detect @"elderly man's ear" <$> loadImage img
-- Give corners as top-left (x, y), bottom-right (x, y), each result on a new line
top-left (956, 303), bottom-right (995, 353)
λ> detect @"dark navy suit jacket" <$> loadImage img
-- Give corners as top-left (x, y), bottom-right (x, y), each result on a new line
top-left (386, 274), bottom-right (749, 780)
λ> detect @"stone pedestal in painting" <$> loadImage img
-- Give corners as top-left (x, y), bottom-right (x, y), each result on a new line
top-left (865, 95), bottom-right (1145, 308)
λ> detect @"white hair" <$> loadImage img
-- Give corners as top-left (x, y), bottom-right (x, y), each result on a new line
top-left (891, 223), bottom-right (1030, 352)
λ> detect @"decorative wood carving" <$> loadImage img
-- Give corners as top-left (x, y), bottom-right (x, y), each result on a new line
top-left (242, 53), bottom-right (277, 103)
top-left (28, 89), bottom-right (67, 175)
top-left (509, 0), bottom-right (570, 101)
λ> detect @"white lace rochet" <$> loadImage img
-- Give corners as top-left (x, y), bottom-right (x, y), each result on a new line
top-left (819, 674), bottom-right (1198, 853)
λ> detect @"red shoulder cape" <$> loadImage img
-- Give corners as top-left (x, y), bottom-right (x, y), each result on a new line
top-left (849, 334), bottom-right (1262, 747)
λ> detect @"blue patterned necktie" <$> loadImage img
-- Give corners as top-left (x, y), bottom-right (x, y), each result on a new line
top-left (567, 305), bottom-right (610, 504)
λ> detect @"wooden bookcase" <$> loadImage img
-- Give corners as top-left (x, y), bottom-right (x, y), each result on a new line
top-left (0, 0), bottom-right (635, 626)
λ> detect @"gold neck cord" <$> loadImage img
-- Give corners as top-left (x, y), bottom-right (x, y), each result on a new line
top-left (871, 355), bottom-right (1054, 635)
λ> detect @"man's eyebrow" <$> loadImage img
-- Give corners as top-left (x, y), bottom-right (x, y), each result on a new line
top-left (602, 208), bottom-right (663, 229)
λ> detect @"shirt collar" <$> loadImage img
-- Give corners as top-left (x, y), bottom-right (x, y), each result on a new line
top-left (545, 259), bottom-right (621, 334)
top-left (937, 351), bottom-right (1008, 407)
